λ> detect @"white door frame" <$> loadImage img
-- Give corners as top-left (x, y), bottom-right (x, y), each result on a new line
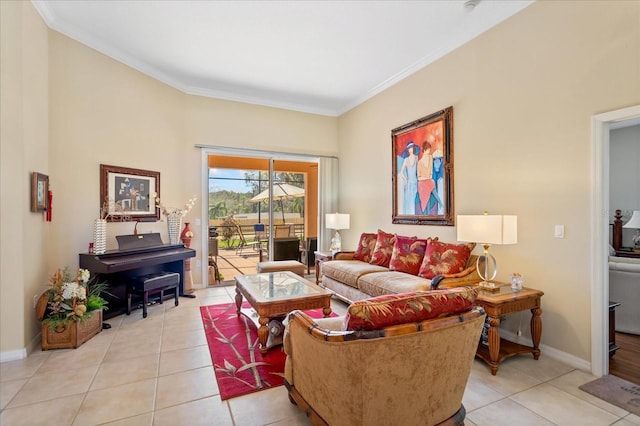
top-left (590, 104), bottom-right (640, 377)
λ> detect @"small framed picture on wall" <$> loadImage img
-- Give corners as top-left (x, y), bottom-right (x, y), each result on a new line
top-left (31, 172), bottom-right (49, 212)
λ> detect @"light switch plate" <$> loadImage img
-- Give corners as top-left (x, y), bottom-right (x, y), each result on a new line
top-left (554, 225), bottom-right (565, 238)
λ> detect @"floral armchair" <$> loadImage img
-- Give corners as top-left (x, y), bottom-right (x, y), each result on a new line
top-left (284, 288), bottom-right (485, 426)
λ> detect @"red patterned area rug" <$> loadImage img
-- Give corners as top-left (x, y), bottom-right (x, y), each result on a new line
top-left (200, 302), bottom-right (333, 400)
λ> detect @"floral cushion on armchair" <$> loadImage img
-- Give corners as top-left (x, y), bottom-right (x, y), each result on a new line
top-left (418, 240), bottom-right (475, 279)
top-left (353, 232), bottom-right (378, 263)
top-left (342, 286), bottom-right (479, 331)
top-left (388, 236), bottom-right (429, 275)
top-left (369, 230), bottom-right (397, 267)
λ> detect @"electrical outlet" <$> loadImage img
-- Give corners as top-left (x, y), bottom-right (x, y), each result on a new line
top-left (33, 294), bottom-right (39, 309)
top-left (196, 260), bottom-right (202, 268)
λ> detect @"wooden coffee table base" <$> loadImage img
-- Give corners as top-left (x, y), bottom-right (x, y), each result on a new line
top-left (235, 272), bottom-right (332, 354)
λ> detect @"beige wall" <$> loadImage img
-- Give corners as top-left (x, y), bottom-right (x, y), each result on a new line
top-left (0, 1), bottom-right (49, 357)
top-left (337, 1), bottom-right (640, 360)
top-left (1, 1), bottom-right (337, 356)
top-left (47, 30), bottom-right (338, 280)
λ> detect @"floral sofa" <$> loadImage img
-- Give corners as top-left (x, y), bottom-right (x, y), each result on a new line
top-left (320, 230), bottom-right (480, 303)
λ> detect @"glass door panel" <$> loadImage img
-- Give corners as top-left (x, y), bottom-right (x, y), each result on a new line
top-left (206, 155), bottom-right (317, 285)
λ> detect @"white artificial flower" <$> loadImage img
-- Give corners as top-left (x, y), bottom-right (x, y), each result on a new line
top-left (62, 282), bottom-right (79, 299)
top-left (79, 269), bottom-right (90, 283)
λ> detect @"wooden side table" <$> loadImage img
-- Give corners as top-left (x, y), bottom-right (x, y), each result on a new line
top-left (314, 251), bottom-right (333, 284)
top-left (474, 284), bottom-right (544, 375)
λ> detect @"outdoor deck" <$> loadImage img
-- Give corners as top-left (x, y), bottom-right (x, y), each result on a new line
top-left (212, 246), bottom-right (262, 282)
top-left (209, 246), bottom-right (315, 285)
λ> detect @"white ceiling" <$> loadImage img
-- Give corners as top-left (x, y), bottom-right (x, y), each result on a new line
top-left (32, 0), bottom-right (533, 116)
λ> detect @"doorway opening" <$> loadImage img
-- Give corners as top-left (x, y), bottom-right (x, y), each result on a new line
top-left (590, 105), bottom-right (640, 379)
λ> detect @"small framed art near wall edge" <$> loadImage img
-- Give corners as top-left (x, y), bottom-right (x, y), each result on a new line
top-left (31, 172), bottom-right (49, 212)
top-left (391, 106), bottom-right (454, 226)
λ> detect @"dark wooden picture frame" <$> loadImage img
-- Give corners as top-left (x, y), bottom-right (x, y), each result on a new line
top-left (31, 172), bottom-right (49, 212)
top-left (391, 106), bottom-right (454, 226)
top-left (100, 164), bottom-right (160, 222)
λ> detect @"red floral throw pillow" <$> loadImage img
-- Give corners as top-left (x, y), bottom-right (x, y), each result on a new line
top-left (418, 240), bottom-right (475, 279)
top-left (388, 236), bottom-right (429, 275)
top-left (353, 233), bottom-right (378, 263)
top-left (342, 287), bottom-right (479, 331)
top-left (369, 230), bottom-right (396, 267)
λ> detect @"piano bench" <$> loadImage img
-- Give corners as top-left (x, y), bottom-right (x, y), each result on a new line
top-left (126, 272), bottom-right (180, 318)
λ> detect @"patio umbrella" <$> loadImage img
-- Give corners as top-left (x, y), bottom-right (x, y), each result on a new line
top-left (249, 182), bottom-right (305, 222)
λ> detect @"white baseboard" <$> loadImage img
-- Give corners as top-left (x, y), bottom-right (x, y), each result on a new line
top-left (0, 348), bottom-right (27, 363)
top-left (501, 329), bottom-right (591, 372)
top-left (0, 331), bottom-right (42, 363)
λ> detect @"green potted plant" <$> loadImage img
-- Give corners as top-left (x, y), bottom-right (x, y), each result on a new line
top-left (37, 267), bottom-right (109, 350)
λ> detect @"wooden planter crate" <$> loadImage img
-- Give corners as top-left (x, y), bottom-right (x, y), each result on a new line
top-left (41, 310), bottom-right (102, 350)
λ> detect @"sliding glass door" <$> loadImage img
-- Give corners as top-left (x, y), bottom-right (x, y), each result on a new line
top-left (205, 154), bottom-right (317, 284)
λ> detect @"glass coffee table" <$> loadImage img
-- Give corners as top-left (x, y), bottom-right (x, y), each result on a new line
top-left (235, 271), bottom-right (332, 354)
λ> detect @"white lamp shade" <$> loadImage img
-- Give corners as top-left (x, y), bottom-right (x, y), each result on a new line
top-left (457, 215), bottom-right (518, 245)
top-left (326, 213), bottom-right (350, 230)
top-left (623, 210), bottom-right (640, 228)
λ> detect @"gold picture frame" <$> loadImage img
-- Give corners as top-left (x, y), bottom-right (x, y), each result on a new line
top-left (100, 164), bottom-right (160, 222)
top-left (391, 107), bottom-right (454, 226)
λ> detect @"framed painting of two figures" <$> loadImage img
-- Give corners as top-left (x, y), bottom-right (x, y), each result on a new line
top-left (392, 106), bottom-right (454, 226)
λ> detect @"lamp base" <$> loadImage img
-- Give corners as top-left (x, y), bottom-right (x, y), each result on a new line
top-left (329, 230), bottom-right (342, 254)
top-left (478, 281), bottom-right (500, 292)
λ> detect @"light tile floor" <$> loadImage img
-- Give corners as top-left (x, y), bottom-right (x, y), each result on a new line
top-left (2, 284), bottom-right (639, 426)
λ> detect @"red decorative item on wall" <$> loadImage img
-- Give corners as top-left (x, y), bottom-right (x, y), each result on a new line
top-left (46, 190), bottom-right (53, 222)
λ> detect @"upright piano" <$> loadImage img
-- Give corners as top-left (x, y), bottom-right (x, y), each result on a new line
top-left (79, 233), bottom-right (196, 319)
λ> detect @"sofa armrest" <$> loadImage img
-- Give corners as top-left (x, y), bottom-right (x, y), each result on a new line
top-left (442, 262), bottom-right (477, 279)
top-left (439, 255), bottom-right (481, 288)
top-left (333, 251), bottom-right (355, 260)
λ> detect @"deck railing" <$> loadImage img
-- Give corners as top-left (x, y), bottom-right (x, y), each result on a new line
top-left (209, 222), bottom-right (305, 248)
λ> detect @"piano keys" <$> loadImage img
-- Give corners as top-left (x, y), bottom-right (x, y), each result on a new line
top-left (79, 233), bottom-right (195, 319)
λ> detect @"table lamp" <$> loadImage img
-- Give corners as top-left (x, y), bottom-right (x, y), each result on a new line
top-left (457, 212), bottom-right (518, 290)
top-left (326, 213), bottom-right (350, 253)
top-left (623, 210), bottom-right (640, 248)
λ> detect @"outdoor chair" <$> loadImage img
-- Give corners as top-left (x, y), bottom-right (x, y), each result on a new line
top-left (275, 224), bottom-right (293, 238)
top-left (234, 222), bottom-right (262, 255)
top-left (253, 223), bottom-right (266, 243)
top-left (208, 237), bottom-right (220, 285)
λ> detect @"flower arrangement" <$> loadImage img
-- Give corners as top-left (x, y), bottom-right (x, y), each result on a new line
top-left (152, 193), bottom-right (197, 218)
top-left (38, 267), bottom-right (109, 328)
